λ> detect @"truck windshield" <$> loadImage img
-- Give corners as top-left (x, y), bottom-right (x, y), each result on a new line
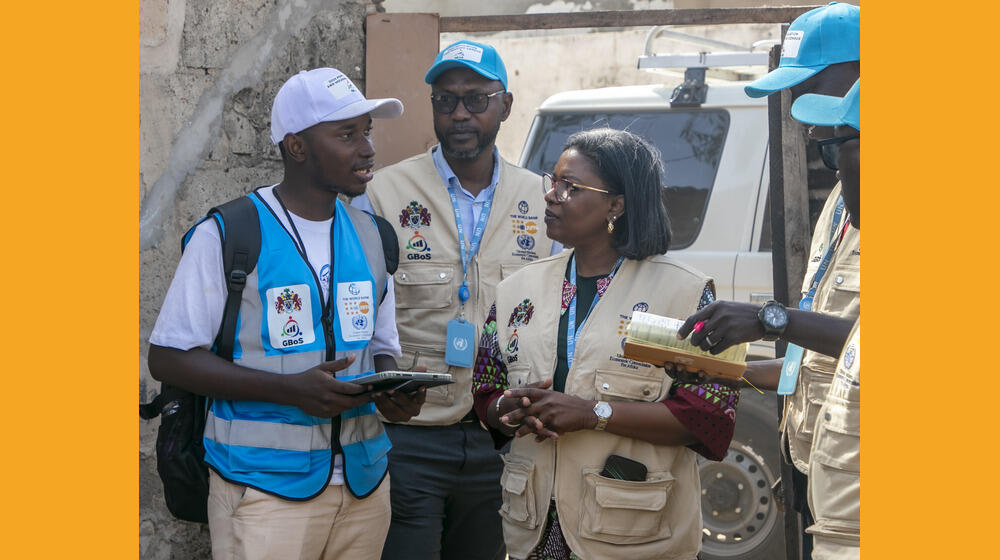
top-left (521, 110), bottom-right (729, 250)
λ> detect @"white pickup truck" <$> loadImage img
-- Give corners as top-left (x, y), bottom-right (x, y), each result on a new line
top-left (519, 78), bottom-right (786, 560)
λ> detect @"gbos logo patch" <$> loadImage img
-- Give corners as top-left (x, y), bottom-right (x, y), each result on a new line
top-left (266, 284), bottom-right (316, 350)
top-left (406, 232), bottom-right (432, 260)
top-left (517, 234), bottom-right (535, 251)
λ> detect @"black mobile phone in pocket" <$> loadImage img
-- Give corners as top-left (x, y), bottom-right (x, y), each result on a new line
top-left (600, 454), bottom-right (647, 482)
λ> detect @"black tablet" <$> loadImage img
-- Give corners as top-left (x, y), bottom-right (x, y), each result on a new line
top-left (350, 371), bottom-right (453, 395)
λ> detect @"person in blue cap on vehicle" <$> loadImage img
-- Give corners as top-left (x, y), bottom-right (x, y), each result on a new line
top-left (675, 3), bottom-right (860, 558)
top-left (789, 79), bottom-right (861, 560)
top-left (354, 39), bottom-right (559, 560)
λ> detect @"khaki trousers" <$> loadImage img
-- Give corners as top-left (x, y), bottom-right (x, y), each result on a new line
top-left (208, 470), bottom-right (391, 560)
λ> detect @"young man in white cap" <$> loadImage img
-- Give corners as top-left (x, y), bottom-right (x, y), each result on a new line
top-left (676, 2), bottom-right (860, 557)
top-left (790, 79), bottom-right (861, 560)
top-left (148, 68), bottom-right (424, 560)
top-left (353, 40), bottom-right (558, 560)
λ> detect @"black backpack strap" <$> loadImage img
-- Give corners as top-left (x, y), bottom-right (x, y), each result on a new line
top-left (208, 196), bottom-right (261, 362)
top-left (367, 212), bottom-right (399, 276)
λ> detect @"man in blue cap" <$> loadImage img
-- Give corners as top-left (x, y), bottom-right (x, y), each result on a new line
top-left (354, 40), bottom-right (559, 560)
top-left (789, 80), bottom-right (861, 560)
top-left (675, 3), bottom-right (860, 557)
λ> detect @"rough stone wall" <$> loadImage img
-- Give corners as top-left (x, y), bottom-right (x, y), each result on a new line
top-left (138, 1), bottom-right (375, 557)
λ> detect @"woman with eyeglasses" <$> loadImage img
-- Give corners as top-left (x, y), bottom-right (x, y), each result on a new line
top-left (471, 128), bottom-right (740, 560)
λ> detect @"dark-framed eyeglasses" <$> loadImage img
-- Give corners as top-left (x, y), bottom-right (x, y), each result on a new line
top-left (816, 134), bottom-right (859, 171)
top-left (430, 90), bottom-right (506, 114)
top-left (542, 172), bottom-right (613, 202)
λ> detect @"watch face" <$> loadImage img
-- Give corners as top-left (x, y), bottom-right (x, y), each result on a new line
top-left (594, 401), bottom-right (612, 418)
top-left (763, 304), bottom-right (787, 328)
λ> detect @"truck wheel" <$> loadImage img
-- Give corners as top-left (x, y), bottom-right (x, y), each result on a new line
top-left (698, 388), bottom-right (785, 560)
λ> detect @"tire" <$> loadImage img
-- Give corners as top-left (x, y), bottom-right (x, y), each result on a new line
top-left (699, 388), bottom-right (786, 560)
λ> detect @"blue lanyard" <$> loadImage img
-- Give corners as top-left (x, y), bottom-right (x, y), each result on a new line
top-left (566, 254), bottom-right (624, 369)
top-left (447, 186), bottom-right (494, 313)
top-left (800, 197), bottom-right (845, 311)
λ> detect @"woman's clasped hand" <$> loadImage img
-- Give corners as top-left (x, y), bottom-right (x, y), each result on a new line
top-left (497, 379), bottom-right (603, 441)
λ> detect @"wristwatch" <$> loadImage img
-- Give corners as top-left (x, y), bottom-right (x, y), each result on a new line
top-left (757, 300), bottom-right (789, 342)
top-left (593, 401), bottom-right (612, 431)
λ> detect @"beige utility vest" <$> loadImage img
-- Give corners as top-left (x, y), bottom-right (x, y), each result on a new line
top-left (784, 185), bottom-right (861, 473)
top-left (494, 251), bottom-right (709, 560)
top-left (366, 148), bottom-right (553, 425)
top-left (806, 319), bottom-right (860, 560)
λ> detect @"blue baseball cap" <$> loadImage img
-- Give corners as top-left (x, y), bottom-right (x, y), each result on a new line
top-left (791, 79), bottom-right (860, 130)
top-left (745, 2), bottom-right (860, 98)
top-left (424, 40), bottom-right (509, 90)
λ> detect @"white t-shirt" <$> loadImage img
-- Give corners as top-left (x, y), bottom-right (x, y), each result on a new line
top-left (150, 185), bottom-right (401, 485)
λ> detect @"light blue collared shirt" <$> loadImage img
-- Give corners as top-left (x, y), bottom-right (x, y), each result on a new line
top-left (430, 145), bottom-right (500, 244)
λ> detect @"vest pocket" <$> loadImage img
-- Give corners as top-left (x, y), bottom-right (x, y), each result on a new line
top-left (808, 403), bottom-right (860, 527)
top-left (594, 369), bottom-right (664, 402)
top-left (359, 435), bottom-right (391, 466)
top-left (506, 364), bottom-right (532, 389)
top-left (399, 343), bottom-right (454, 406)
top-left (795, 371), bottom-right (833, 438)
top-left (823, 263), bottom-right (859, 316)
top-left (499, 455), bottom-right (539, 529)
top-left (579, 469), bottom-right (675, 545)
top-left (810, 402), bottom-right (860, 472)
top-left (394, 263), bottom-right (456, 309)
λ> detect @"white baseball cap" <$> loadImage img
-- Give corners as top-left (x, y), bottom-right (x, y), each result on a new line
top-left (270, 68), bottom-right (403, 144)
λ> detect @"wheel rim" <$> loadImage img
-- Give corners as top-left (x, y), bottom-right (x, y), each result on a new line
top-left (698, 440), bottom-right (779, 557)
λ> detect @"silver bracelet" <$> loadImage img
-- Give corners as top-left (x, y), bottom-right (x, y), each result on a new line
top-left (496, 395), bottom-right (521, 429)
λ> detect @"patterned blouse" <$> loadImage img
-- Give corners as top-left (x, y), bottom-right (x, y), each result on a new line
top-left (472, 282), bottom-right (739, 462)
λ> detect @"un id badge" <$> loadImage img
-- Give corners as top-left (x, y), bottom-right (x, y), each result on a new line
top-left (445, 318), bottom-right (476, 368)
top-left (777, 343), bottom-right (804, 395)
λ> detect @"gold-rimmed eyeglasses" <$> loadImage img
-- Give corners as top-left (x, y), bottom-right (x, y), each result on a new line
top-left (542, 172), bottom-right (612, 202)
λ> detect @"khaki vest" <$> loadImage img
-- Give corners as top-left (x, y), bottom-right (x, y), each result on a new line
top-left (783, 185), bottom-right (861, 473)
top-left (806, 319), bottom-right (860, 560)
top-left (366, 148), bottom-right (554, 424)
top-left (494, 251), bottom-right (710, 560)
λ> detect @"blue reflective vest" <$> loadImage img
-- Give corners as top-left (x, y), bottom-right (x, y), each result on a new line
top-left (200, 192), bottom-right (391, 500)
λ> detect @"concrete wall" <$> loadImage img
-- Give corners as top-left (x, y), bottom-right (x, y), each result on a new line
top-left (138, 1), bottom-right (378, 557)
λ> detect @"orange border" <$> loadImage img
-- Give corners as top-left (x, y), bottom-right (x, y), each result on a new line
top-left (2, 1), bottom-right (983, 558)
top-left (865, 2), bottom-right (993, 557)
top-left (0, 3), bottom-right (137, 557)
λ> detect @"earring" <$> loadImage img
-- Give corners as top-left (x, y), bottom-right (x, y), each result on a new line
top-left (607, 216), bottom-right (616, 234)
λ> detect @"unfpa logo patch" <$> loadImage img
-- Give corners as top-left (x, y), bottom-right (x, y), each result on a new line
top-left (511, 219), bottom-right (538, 235)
